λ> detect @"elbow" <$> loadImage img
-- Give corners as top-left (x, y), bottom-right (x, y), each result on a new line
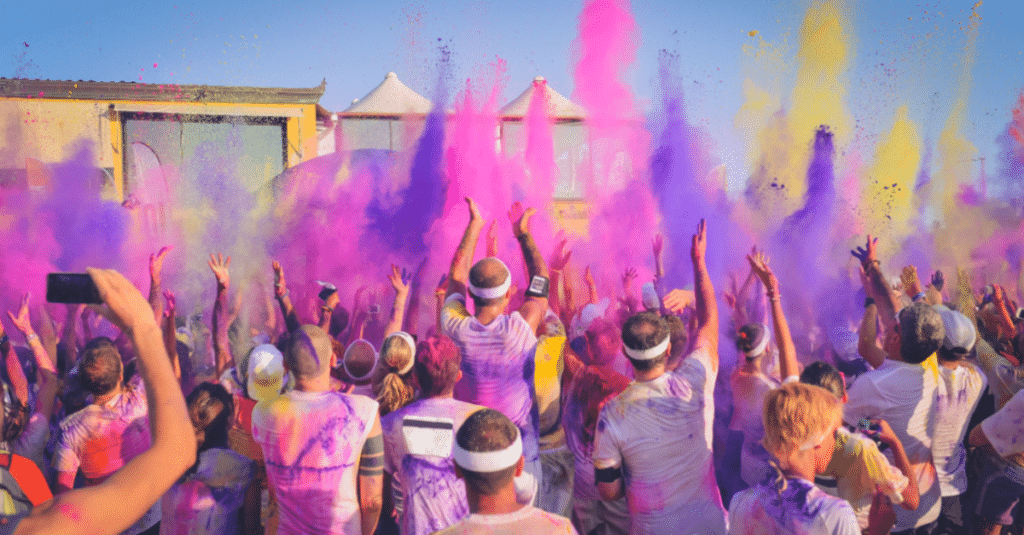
top-left (360, 494), bottom-right (383, 516)
top-left (900, 490), bottom-right (919, 511)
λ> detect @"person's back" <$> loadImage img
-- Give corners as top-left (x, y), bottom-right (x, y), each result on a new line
top-left (252, 325), bottom-right (383, 535)
top-left (380, 335), bottom-right (483, 535)
top-left (844, 302), bottom-right (947, 533)
top-left (430, 409), bottom-right (576, 535)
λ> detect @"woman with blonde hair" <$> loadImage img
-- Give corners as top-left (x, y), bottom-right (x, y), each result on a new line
top-left (728, 382), bottom-right (859, 535)
top-left (372, 331), bottom-right (417, 416)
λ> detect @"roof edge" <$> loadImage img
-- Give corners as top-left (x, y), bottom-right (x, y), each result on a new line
top-left (0, 78), bottom-right (326, 105)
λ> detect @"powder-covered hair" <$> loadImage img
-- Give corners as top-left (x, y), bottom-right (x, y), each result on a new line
top-left (762, 382), bottom-right (841, 463)
top-left (415, 336), bottom-right (461, 398)
top-left (455, 408), bottom-right (519, 495)
top-left (372, 334), bottom-right (416, 416)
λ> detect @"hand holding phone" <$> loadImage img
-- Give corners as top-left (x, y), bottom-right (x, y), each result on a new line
top-left (46, 273), bottom-right (103, 304)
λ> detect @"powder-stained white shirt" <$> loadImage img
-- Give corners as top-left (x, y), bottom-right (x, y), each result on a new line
top-left (440, 294), bottom-right (537, 429)
top-left (728, 477), bottom-right (859, 535)
top-left (593, 346), bottom-right (726, 535)
top-left (252, 390), bottom-right (379, 535)
top-left (981, 388), bottom-right (1024, 459)
top-left (844, 356), bottom-right (946, 531)
top-left (431, 505), bottom-right (578, 535)
top-left (932, 360), bottom-right (986, 496)
top-left (381, 397), bottom-right (483, 535)
top-left (160, 448), bottom-right (255, 535)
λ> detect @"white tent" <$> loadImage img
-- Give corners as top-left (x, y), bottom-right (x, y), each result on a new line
top-left (340, 72), bottom-right (433, 151)
top-left (500, 77), bottom-right (588, 199)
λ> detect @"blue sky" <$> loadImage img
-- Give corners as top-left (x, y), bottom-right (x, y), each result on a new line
top-left (3, 0), bottom-right (1023, 186)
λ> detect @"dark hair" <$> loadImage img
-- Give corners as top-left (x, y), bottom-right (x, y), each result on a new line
top-left (736, 323), bottom-right (768, 357)
top-left (79, 337), bottom-right (123, 396)
top-left (187, 382), bottom-right (233, 452)
top-left (664, 314), bottom-right (688, 363)
top-left (455, 409), bottom-right (519, 495)
top-left (415, 336), bottom-right (462, 398)
top-left (621, 311), bottom-right (670, 371)
top-left (799, 361), bottom-right (845, 399)
top-left (898, 303), bottom-right (945, 364)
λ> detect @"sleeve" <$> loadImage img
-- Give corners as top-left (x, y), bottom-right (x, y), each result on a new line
top-left (856, 436), bottom-right (909, 505)
top-left (439, 294), bottom-right (470, 339)
top-left (843, 376), bottom-right (880, 426)
top-left (9, 454), bottom-right (52, 506)
top-left (981, 389), bottom-right (1024, 458)
top-left (51, 421), bottom-right (81, 475)
top-left (829, 501), bottom-right (861, 535)
top-left (592, 405), bottom-right (621, 471)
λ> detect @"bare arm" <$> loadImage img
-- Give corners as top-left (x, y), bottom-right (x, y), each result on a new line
top-left (968, 422), bottom-right (990, 448)
top-left (318, 289), bottom-right (340, 332)
top-left (403, 259), bottom-right (428, 337)
top-left (747, 251), bottom-right (798, 380)
top-left (875, 419), bottom-right (920, 511)
top-left (446, 198), bottom-right (484, 300)
top-left (272, 261), bottom-right (301, 334)
top-left (148, 246), bottom-right (171, 322)
top-left (597, 478), bottom-right (625, 501)
top-left (585, 266), bottom-right (599, 306)
top-left (383, 265), bottom-right (410, 339)
top-left (5, 295), bottom-right (32, 406)
top-left (358, 416), bottom-right (384, 535)
top-left (18, 268), bottom-right (195, 535)
top-left (209, 254), bottom-right (233, 378)
top-left (62, 305), bottom-right (81, 357)
top-left (512, 204), bottom-right (549, 331)
top-left (162, 291), bottom-right (181, 384)
top-left (858, 303), bottom-right (887, 369)
top-left (691, 220), bottom-right (718, 370)
top-left (652, 234), bottom-right (665, 293)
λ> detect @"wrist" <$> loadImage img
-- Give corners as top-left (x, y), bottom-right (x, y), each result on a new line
top-left (25, 332), bottom-right (39, 343)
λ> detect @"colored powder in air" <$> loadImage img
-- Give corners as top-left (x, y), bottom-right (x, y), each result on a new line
top-left (859, 105), bottom-right (921, 250)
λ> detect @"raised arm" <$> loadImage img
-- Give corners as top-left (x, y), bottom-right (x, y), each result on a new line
top-left (383, 265), bottom-right (410, 339)
top-left (852, 236), bottom-right (897, 331)
top-left (272, 260), bottom-right (300, 333)
top-left (691, 219), bottom-right (718, 370)
top-left (9, 298), bottom-right (59, 422)
top-left (403, 258), bottom-right (428, 337)
top-left (18, 268), bottom-right (194, 535)
top-left (511, 202), bottom-right (549, 331)
top-left (652, 234), bottom-right (665, 294)
top-left (209, 254), bottom-right (233, 378)
top-left (747, 251), bottom-right (799, 381)
top-left (446, 197), bottom-right (484, 300)
top-left (318, 286), bottom-right (340, 333)
top-left (61, 304), bottom-right (82, 357)
top-left (162, 291), bottom-right (181, 384)
top-left (485, 219), bottom-right (499, 258)
top-left (5, 294), bottom-right (33, 406)
top-left (148, 246), bottom-right (171, 322)
top-left (858, 266), bottom-right (887, 369)
top-left (547, 239), bottom-right (572, 320)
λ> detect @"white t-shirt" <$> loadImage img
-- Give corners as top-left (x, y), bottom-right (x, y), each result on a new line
top-left (381, 397), bottom-right (483, 535)
top-left (431, 505), bottom-right (578, 535)
top-left (844, 356), bottom-right (946, 531)
top-left (593, 347), bottom-right (726, 535)
top-left (981, 388), bottom-right (1024, 458)
top-left (729, 368), bottom-right (779, 486)
top-left (440, 294), bottom-right (538, 428)
top-left (252, 390), bottom-right (379, 535)
top-left (728, 477), bottom-right (859, 535)
top-left (160, 448), bottom-right (255, 535)
top-left (932, 360), bottom-right (986, 496)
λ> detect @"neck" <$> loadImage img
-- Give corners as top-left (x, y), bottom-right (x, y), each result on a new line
top-left (782, 452), bottom-right (816, 482)
top-left (93, 385), bottom-right (123, 406)
top-left (474, 303), bottom-right (506, 326)
top-left (740, 356), bottom-right (761, 373)
top-left (466, 485), bottom-right (524, 516)
top-left (634, 366), bottom-right (665, 382)
top-left (294, 375), bottom-right (331, 392)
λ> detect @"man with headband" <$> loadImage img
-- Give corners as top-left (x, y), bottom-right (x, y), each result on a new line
top-left (592, 220), bottom-right (728, 535)
top-left (440, 198), bottom-right (550, 503)
top-left (433, 409), bottom-right (577, 534)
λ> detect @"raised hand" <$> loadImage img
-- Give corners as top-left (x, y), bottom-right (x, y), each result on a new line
top-left (86, 268), bottom-right (156, 334)
top-left (163, 290), bottom-right (176, 318)
top-left (466, 196), bottom-right (482, 223)
top-left (901, 265), bottom-right (922, 298)
top-left (662, 288), bottom-right (696, 314)
top-left (691, 219), bottom-right (707, 263)
top-left (851, 235), bottom-right (878, 268)
top-left (652, 233), bottom-right (663, 257)
top-left (272, 260), bottom-right (287, 298)
top-left (621, 267), bottom-right (638, 290)
top-left (485, 219), bottom-right (499, 256)
top-left (208, 253), bottom-right (231, 289)
top-left (389, 264), bottom-right (410, 295)
top-left (550, 239), bottom-right (572, 271)
top-left (8, 293), bottom-right (33, 335)
top-left (149, 246), bottom-right (173, 283)
top-left (746, 250), bottom-right (779, 294)
top-left (509, 202), bottom-right (536, 238)
top-left (930, 270), bottom-right (945, 292)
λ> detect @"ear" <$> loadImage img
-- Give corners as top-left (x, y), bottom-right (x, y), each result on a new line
top-left (514, 455), bottom-right (524, 477)
top-left (456, 370), bottom-right (463, 383)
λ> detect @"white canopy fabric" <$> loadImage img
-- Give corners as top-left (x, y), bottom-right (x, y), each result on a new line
top-left (342, 72), bottom-right (432, 116)
top-left (499, 76), bottom-right (586, 121)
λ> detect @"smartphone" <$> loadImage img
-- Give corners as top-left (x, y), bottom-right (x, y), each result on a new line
top-left (46, 273), bottom-right (103, 304)
top-left (316, 280), bottom-right (338, 301)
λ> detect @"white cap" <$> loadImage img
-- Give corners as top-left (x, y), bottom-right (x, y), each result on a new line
top-left (247, 344), bottom-right (285, 403)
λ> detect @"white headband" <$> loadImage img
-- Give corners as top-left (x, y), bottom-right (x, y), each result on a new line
top-left (467, 258), bottom-right (512, 299)
top-left (343, 339), bottom-right (379, 381)
top-left (744, 326), bottom-right (771, 358)
top-left (385, 332), bottom-right (417, 375)
top-left (623, 335), bottom-right (670, 361)
top-left (453, 430), bottom-right (523, 472)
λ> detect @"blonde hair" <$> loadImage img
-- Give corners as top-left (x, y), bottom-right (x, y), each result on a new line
top-left (372, 335), bottom-right (416, 416)
top-left (762, 382), bottom-right (842, 463)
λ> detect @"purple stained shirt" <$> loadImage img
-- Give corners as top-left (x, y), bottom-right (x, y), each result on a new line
top-left (381, 397), bottom-right (483, 535)
top-left (728, 477), bottom-right (860, 535)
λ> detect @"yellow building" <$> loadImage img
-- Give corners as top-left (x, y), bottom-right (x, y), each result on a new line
top-left (0, 77), bottom-right (326, 201)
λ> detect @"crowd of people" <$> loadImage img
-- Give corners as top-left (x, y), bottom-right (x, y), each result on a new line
top-left (0, 196), bottom-right (1021, 535)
